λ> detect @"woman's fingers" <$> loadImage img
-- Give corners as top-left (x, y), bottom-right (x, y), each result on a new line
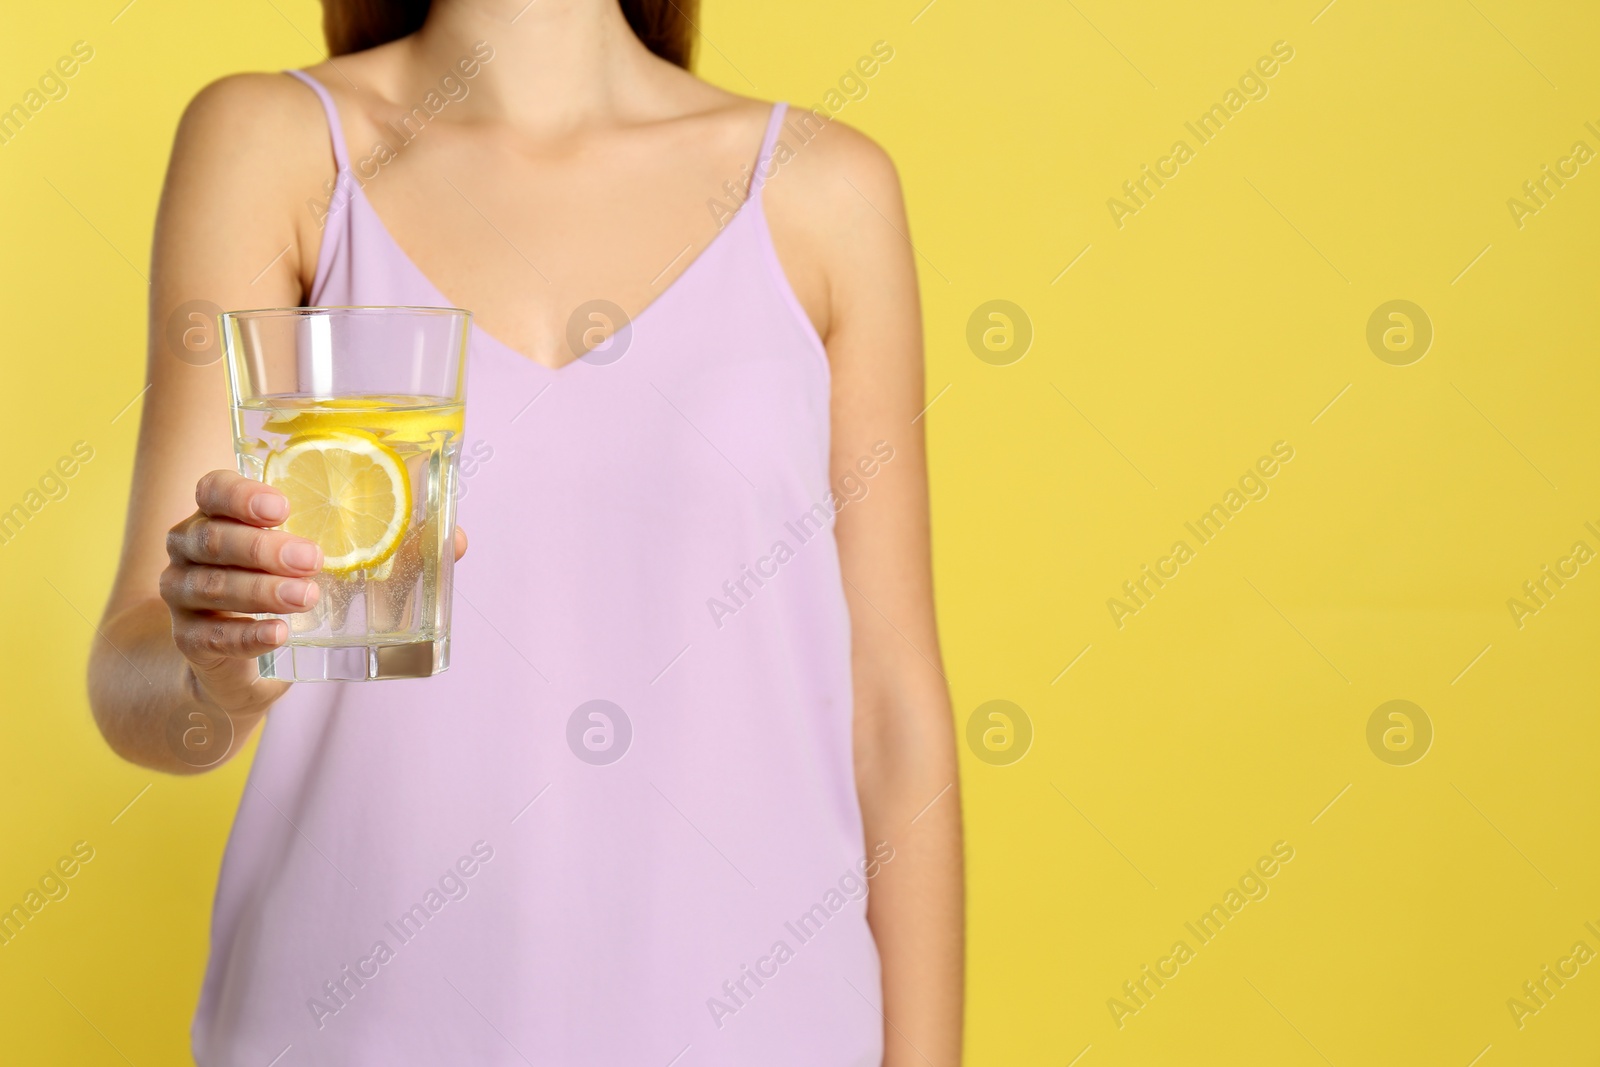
top-left (171, 612), bottom-right (287, 670)
top-left (454, 526), bottom-right (468, 560)
top-left (160, 564), bottom-right (320, 615)
top-left (168, 515), bottom-right (322, 575)
top-left (194, 469), bottom-right (290, 526)
top-left (158, 473), bottom-right (315, 704)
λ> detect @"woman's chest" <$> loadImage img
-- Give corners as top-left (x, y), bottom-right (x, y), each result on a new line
top-left (328, 114), bottom-right (820, 372)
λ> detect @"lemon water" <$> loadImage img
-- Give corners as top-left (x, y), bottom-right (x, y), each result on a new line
top-left (234, 394), bottom-right (464, 681)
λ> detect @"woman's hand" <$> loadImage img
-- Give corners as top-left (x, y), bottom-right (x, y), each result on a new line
top-left (160, 470), bottom-right (322, 714)
top-left (159, 470), bottom-right (471, 716)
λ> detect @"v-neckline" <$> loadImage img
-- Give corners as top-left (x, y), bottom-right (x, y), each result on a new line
top-left (328, 115), bottom-right (778, 376)
top-left (356, 178), bottom-right (757, 374)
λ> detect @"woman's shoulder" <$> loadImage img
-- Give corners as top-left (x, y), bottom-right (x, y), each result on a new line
top-left (171, 71), bottom-right (336, 196)
top-left (761, 102), bottom-right (905, 252)
top-left (733, 96), bottom-right (907, 345)
top-left (160, 72), bottom-right (342, 294)
top-left (774, 105), bottom-right (898, 188)
top-left (683, 79), bottom-right (901, 201)
top-left (180, 70), bottom-right (328, 140)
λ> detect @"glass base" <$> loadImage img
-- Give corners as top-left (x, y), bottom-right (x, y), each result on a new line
top-left (259, 637), bottom-right (449, 682)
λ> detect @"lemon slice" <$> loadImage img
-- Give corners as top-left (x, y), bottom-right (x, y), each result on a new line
top-left (261, 396), bottom-right (464, 444)
top-left (264, 431), bottom-right (411, 574)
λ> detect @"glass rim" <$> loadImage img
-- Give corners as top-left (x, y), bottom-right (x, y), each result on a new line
top-left (220, 304), bottom-right (471, 321)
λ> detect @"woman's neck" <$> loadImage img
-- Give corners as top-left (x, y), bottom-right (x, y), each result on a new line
top-left (408, 0), bottom-right (666, 132)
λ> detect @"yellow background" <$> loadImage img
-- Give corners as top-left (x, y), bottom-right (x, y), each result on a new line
top-left (3, 1), bottom-right (1598, 1063)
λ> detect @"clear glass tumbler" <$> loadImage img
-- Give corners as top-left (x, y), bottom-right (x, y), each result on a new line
top-left (220, 306), bottom-right (470, 682)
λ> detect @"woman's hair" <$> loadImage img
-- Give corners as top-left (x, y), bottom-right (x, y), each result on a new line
top-left (322, 0), bottom-right (697, 68)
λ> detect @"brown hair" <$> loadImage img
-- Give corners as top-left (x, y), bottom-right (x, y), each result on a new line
top-left (322, 0), bottom-right (697, 68)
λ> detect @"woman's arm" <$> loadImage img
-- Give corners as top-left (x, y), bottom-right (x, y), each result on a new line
top-left (770, 121), bottom-right (965, 1065)
top-left (89, 75), bottom-right (331, 773)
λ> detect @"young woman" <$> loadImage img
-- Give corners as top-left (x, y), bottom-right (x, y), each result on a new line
top-left (89, 1), bottom-right (962, 1062)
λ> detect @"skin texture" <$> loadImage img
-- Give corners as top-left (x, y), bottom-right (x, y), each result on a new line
top-left (89, 1), bottom-right (962, 1061)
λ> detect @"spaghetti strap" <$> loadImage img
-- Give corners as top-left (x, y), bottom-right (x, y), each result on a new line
top-left (749, 102), bottom-right (790, 199)
top-left (283, 69), bottom-right (360, 298)
top-left (285, 69), bottom-right (351, 173)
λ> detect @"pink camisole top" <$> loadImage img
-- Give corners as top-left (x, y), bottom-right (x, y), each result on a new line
top-left (190, 70), bottom-right (882, 1066)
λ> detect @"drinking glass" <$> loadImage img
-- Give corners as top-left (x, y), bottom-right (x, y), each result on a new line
top-left (220, 306), bottom-right (470, 681)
